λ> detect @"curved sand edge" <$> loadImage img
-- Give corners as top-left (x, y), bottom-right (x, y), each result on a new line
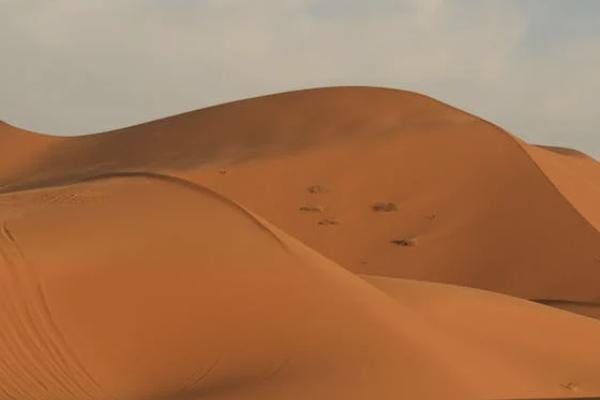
top-left (1, 86), bottom-right (598, 309)
top-left (1, 173), bottom-right (599, 399)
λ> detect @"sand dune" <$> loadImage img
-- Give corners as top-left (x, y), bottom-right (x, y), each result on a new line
top-left (0, 175), bottom-right (473, 399)
top-left (364, 275), bottom-right (600, 398)
top-left (1, 87), bottom-right (599, 399)
top-left (7, 88), bottom-right (600, 304)
top-left (3, 87), bottom-right (597, 307)
top-left (1, 174), bottom-right (599, 399)
top-left (535, 300), bottom-right (600, 320)
top-left (521, 142), bottom-right (600, 230)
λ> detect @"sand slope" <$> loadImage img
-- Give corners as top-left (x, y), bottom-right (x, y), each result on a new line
top-left (0, 175), bottom-right (473, 399)
top-left (5, 87), bottom-right (598, 308)
top-left (364, 275), bottom-right (600, 399)
top-left (521, 143), bottom-right (600, 230)
top-left (1, 174), bottom-right (599, 399)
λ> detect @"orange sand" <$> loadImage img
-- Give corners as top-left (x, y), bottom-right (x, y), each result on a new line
top-left (1, 87), bottom-right (599, 399)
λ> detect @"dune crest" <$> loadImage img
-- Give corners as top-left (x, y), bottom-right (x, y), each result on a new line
top-left (0, 175), bottom-right (474, 399)
top-left (520, 141), bottom-right (600, 230)
top-left (1, 87), bottom-right (599, 314)
top-left (1, 174), bottom-right (599, 399)
top-left (1, 87), bottom-right (599, 398)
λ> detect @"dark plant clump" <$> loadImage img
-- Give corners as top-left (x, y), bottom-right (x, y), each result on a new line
top-left (390, 238), bottom-right (416, 247)
top-left (299, 205), bottom-right (324, 212)
top-left (317, 218), bottom-right (339, 226)
top-left (372, 202), bottom-right (398, 212)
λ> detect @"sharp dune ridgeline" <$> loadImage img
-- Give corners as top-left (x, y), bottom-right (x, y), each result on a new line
top-left (1, 87), bottom-right (599, 399)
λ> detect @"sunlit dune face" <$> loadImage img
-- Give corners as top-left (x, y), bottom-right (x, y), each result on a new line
top-left (0, 87), bottom-right (599, 400)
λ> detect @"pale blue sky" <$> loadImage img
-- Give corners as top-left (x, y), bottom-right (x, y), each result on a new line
top-left (1, 0), bottom-right (598, 157)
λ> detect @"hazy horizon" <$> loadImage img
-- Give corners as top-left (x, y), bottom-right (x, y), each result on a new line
top-left (1, 0), bottom-right (599, 157)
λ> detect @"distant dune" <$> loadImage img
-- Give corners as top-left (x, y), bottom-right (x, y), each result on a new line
top-left (1, 87), bottom-right (599, 399)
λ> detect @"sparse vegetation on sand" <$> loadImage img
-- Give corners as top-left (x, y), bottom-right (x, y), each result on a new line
top-left (299, 205), bottom-right (323, 212)
top-left (372, 202), bottom-right (398, 212)
top-left (391, 238), bottom-right (416, 247)
top-left (317, 218), bottom-right (339, 225)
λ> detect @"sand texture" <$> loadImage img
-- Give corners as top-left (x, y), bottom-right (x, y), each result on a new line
top-left (1, 87), bottom-right (599, 399)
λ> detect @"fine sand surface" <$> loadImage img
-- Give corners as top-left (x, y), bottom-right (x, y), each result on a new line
top-left (1, 174), bottom-right (599, 400)
top-left (2, 87), bottom-right (598, 309)
top-left (1, 87), bottom-right (599, 399)
top-left (521, 143), bottom-right (600, 230)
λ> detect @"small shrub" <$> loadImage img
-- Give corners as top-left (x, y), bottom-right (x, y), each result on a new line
top-left (390, 238), bottom-right (416, 247)
top-left (317, 218), bottom-right (339, 226)
top-left (372, 202), bottom-right (398, 212)
top-left (299, 205), bottom-right (324, 212)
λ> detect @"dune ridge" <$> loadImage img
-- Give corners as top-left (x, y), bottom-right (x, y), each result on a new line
top-left (1, 88), bottom-right (599, 305)
top-left (1, 87), bottom-right (597, 232)
top-left (1, 87), bottom-right (599, 399)
top-left (520, 142), bottom-right (600, 230)
top-left (1, 87), bottom-right (597, 229)
top-left (1, 173), bottom-right (600, 399)
top-left (0, 174), bottom-right (475, 399)
top-left (1, 87), bottom-right (598, 222)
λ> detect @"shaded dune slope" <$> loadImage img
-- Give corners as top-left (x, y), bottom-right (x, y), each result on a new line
top-left (1, 174), bottom-right (599, 399)
top-left (1, 87), bottom-right (599, 311)
top-left (522, 142), bottom-right (600, 230)
top-left (0, 174), bottom-right (473, 400)
top-left (363, 274), bottom-right (600, 399)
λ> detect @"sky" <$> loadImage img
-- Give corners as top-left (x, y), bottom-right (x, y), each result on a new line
top-left (1, 0), bottom-right (599, 157)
